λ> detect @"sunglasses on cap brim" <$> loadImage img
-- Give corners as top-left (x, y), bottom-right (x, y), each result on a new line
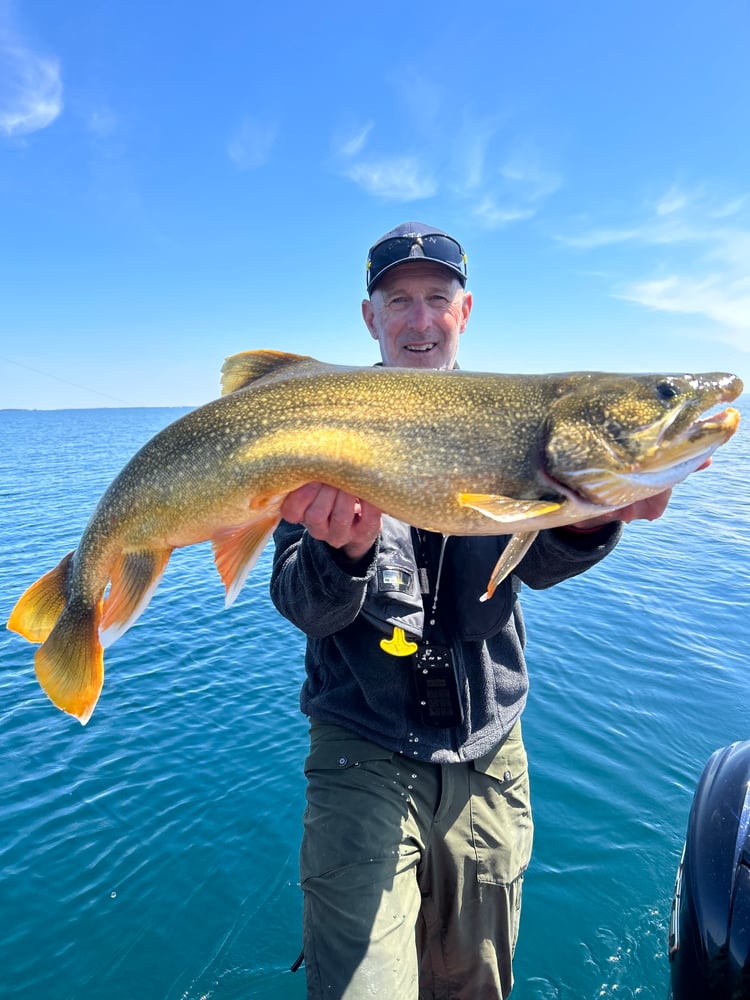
top-left (366, 234), bottom-right (467, 292)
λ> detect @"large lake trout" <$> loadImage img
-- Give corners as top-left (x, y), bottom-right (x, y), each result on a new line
top-left (7, 350), bottom-right (743, 723)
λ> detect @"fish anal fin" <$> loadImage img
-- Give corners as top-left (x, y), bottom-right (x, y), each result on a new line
top-left (212, 510), bottom-right (282, 607)
top-left (458, 492), bottom-right (562, 524)
top-left (100, 549), bottom-right (172, 649)
top-left (220, 350), bottom-right (314, 395)
top-left (35, 599), bottom-right (104, 725)
top-left (7, 551), bottom-right (74, 643)
top-left (480, 531), bottom-right (539, 602)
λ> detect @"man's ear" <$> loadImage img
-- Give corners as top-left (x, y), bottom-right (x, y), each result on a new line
top-left (361, 298), bottom-right (378, 340)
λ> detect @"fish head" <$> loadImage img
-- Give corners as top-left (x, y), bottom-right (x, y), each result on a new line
top-left (543, 371), bottom-right (743, 508)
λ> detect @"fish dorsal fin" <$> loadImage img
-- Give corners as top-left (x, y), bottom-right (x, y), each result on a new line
top-left (99, 548), bottom-right (172, 648)
top-left (221, 350), bottom-right (316, 395)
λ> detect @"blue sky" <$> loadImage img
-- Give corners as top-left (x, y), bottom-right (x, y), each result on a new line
top-left (1, 0), bottom-right (748, 409)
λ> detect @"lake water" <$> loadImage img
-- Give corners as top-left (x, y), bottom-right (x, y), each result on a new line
top-left (0, 401), bottom-right (748, 999)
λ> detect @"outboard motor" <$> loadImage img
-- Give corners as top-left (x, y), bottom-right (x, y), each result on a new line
top-left (669, 741), bottom-right (750, 999)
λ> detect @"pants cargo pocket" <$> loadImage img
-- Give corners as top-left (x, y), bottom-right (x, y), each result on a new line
top-left (469, 723), bottom-right (534, 886)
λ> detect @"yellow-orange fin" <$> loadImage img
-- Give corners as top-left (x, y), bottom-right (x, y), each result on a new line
top-left (480, 531), bottom-right (539, 602)
top-left (212, 513), bottom-right (282, 607)
top-left (35, 598), bottom-right (104, 725)
top-left (100, 549), bottom-right (172, 649)
top-left (458, 492), bottom-right (562, 524)
top-left (220, 350), bottom-right (314, 395)
top-left (7, 551), bottom-right (74, 643)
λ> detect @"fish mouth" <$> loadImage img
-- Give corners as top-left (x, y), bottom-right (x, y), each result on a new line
top-left (653, 374), bottom-right (742, 448)
top-left (547, 389), bottom-right (742, 509)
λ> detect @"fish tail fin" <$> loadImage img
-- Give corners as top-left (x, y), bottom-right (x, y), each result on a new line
top-left (212, 506), bottom-right (282, 607)
top-left (99, 549), bottom-right (172, 648)
top-left (7, 551), bottom-right (75, 643)
top-left (35, 598), bottom-right (104, 725)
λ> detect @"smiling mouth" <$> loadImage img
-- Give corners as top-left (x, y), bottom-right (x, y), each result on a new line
top-left (404, 342), bottom-right (437, 352)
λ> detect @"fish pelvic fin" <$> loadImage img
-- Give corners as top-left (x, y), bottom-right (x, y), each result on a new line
top-left (480, 531), bottom-right (539, 602)
top-left (99, 549), bottom-right (173, 649)
top-left (212, 508), bottom-right (282, 607)
top-left (458, 492), bottom-right (563, 523)
top-left (35, 598), bottom-right (104, 725)
top-left (7, 551), bottom-right (74, 644)
top-left (220, 350), bottom-right (314, 395)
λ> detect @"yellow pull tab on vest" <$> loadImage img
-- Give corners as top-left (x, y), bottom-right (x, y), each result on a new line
top-left (380, 626), bottom-right (418, 657)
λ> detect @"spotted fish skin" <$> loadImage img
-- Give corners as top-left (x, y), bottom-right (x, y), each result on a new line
top-left (7, 350), bottom-right (743, 723)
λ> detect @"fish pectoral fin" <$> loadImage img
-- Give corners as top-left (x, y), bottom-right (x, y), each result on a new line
top-left (100, 549), bottom-right (172, 649)
top-left (480, 531), bottom-right (539, 603)
top-left (212, 511), bottom-right (282, 608)
top-left (35, 599), bottom-right (104, 725)
top-left (458, 492), bottom-right (563, 524)
top-left (7, 551), bottom-right (75, 644)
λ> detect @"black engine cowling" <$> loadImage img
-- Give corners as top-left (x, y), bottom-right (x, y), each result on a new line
top-left (669, 741), bottom-right (750, 999)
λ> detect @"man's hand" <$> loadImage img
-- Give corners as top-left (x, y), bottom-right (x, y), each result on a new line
top-left (567, 488), bottom-right (673, 532)
top-left (280, 483), bottom-right (383, 563)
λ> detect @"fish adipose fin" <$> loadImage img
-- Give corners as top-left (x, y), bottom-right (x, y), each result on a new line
top-left (7, 551), bottom-right (74, 643)
top-left (35, 598), bottom-right (104, 725)
top-left (458, 492), bottom-right (562, 523)
top-left (100, 549), bottom-right (173, 649)
top-left (480, 531), bottom-right (539, 602)
top-left (220, 350), bottom-right (314, 395)
top-left (212, 510), bottom-right (282, 607)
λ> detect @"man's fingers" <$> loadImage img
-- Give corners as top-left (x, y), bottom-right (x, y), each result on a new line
top-left (280, 482), bottom-right (325, 524)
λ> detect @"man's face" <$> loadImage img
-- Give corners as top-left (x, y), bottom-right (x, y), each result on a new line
top-left (362, 261), bottom-right (472, 369)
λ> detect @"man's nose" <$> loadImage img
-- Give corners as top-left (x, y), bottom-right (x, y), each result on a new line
top-left (407, 298), bottom-right (431, 330)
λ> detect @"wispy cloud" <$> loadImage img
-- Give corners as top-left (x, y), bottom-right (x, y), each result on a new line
top-left (333, 122), bottom-right (437, 200)
top-left (655, 183), bottom-right (689, 216)
top-left (471, 197), bottom-right (535, 227)
top-left (471, 147), bottom-right (562, 230)
top-left (227, 115), bottom-right (277, 170)
top-left (333, 113), bottom-right (561, 221)
top-left (618, 274), bottom-right (750, 350)
top-left (0, 35), bottom-right (63, 137)
top-left (333, 121), bottom-right (373, 159)
top-left (559, 185), bottom-right (750, 351)
top-left (86, 106), bottom-right (118, 139)
top-left (345, 156), bottom-right (438, 201)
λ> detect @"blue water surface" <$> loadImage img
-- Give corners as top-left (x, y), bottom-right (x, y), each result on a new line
top-left (0, 401), bottom-right (748, 999)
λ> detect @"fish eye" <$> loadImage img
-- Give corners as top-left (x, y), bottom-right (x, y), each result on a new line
top-left (656, 379), bottom-right (679, 401)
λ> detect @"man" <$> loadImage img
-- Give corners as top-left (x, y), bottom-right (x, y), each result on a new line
top-left (270, 223), bottom-right (671, 999)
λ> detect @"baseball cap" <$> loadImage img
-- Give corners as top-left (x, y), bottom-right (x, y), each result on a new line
top-left (366, 222), bottom-right (468, 293)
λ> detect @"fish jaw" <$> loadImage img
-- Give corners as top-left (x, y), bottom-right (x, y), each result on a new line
top-left (557, 405), bottom-right (740, 507)
top-left (544, 373), bottom-right (743, 509)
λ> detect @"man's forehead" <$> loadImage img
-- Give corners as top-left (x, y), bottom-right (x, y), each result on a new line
top-left (374, 261), bottom-right (460, 295)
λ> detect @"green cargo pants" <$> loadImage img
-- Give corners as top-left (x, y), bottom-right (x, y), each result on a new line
top-left (298, 719), bottom-right (533, 999)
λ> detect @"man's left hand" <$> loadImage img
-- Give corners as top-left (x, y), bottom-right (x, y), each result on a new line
top-left (567, 489), bottom-right (673, 532)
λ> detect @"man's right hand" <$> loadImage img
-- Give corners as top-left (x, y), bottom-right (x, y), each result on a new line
top-left (280, 483), bottom-right (382, 564)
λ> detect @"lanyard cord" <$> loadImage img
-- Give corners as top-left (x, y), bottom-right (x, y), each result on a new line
top-left (429, 534), bottom-right (450, 625)
top-left (417, 530), bottom-right (450, 628)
